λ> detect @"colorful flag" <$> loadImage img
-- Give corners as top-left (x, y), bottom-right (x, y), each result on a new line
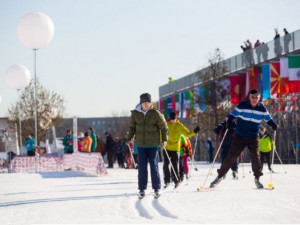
top-left (280, 57), bottom-right (289, 94)
top-left (175, 93), bottom-right (180, 116)
top-left (189, 90), bottom-right (194, 117)
top-left (229, 75), bottom-right (240, 105)
top-left (180, 92), bottom-right (184, 118)
top-left (159, 99), bottom-right (164, 112)
top-left (270, 61), bottom-right (281, 98)
top-left (184, 91), bottom-right (191, 118)
top-left (288, 55), bottom-right (300, 93)
top-left (262, 64), bottom-right (271, 99)
top-left (247, 66), bottom-right (260, 92)
top-left (167, 97), bottom-right (173, 114)
top-left (239, 73), bottom-right (246, 101)
top-left (199, 88), bottom-right (207, 111)
top-left (163, 98), bottom-right (168, 118)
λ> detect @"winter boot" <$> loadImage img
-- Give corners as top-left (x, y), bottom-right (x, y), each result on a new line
top-left (254, 178), bottom-right (264, 189)
top-left (232, 171), bottom-right (238, 180)
top-left (154, 189), bottom-right (160, 198)
top-left (174, 181), bottom-right (180, 188)
top-left (138, 190), bottom-right (145, 198)
top-left (210, 176), bottom-right (223, 188)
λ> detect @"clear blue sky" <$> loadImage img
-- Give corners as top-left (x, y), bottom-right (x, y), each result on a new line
top-left (1, 0), bottom-right (300, 118)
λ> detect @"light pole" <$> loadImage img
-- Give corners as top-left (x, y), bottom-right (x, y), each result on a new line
top-left (17, 12), bottom-right (55, 147)
top-left (4, 64), bottom-right (31, 151)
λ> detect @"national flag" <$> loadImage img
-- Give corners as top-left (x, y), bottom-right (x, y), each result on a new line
top-left (288, 55), bottom-right (300, 93)
top-left (189, 90), bottom-right (194, 117)
top-left (167, 97), bottom-right (173, 114)
top-left (184, 91), bottom-right (191, 118)
top-left (270, 61), bottom-right (281, 98)
top-left (199, 88), bottom-right (207, 111)
top-left (280, 57), bottom-right (289, 94)
top-left (180, 92), bottom-right (184, 118)
top-left (175, 93), bottom-right (180, 116)
top-left (159, 99), bottom-right (164, 112)
top-left (171, 95), bottom-right (176, 113)
top-left (247, 66), bottom-right (260, 92)
top-left (163, 98), bottom-right (168, 118)
top-left (262, 64), bottom-right (271, 99)
top-left (229, 74), bottom-right (240, 105)
top-left (239, 73), bottom-right (246, 101)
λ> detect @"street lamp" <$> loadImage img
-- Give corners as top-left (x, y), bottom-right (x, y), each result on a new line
top-left (4, 64), bottom-right (31, 151)
top-left (17, 11), bottom-right (54, 147)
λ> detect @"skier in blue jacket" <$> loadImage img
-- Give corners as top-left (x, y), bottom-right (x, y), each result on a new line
top-left (210, 89), bottom-right (277, 189)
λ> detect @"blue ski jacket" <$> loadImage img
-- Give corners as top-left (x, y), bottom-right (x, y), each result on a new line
top-left (227, 100), bottom-right (276, 138)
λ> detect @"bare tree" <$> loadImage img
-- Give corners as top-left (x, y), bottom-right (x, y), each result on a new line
top-left (8, 79), bottom-right (64, 145)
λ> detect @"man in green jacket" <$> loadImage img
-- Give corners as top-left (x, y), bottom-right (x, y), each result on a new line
top-left (127, 93), bottom-right (168, 198)
top-left (164, 112), bottom-right (200, 188)
top-left (89, 128), bottom-right (97, 152)
top-left (63, 130), bottom-right (73, 154)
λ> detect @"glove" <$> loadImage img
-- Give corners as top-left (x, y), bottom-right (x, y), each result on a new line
top-left (272, 124), bottom-right (278, 130)
top-left (194, 126), bottom-right (200, 133)
top-left (226, 120), bottom-right (235, 129)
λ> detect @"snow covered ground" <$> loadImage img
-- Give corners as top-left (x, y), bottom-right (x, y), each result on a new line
top-left (1, 162), bottom-right (300, 224)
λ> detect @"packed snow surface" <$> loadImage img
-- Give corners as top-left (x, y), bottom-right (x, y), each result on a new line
top-left (1, 162), bottom-right (300, 224)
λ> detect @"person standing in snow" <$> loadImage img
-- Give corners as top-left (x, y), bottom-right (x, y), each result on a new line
top-left (259, 126), bottom-right (274, 172)
top-left (213, 116), bottom-right (239, 179)
top-left (63, 130), bottom-right (73, 154)
top-left (88, 128), bottom-right (97, 152)
top-left (179, 135), bottom-right (193, 181)
top-left (206, 137), bottom-right (214, 163)
top-left (164, 112), bottom-right (199, 188)
top-left (210, 89), bottom-right (277, 189)
top-left (127, 93), bottom-right (168, 197)
top-left (105, 132), bottom-right (115, 168)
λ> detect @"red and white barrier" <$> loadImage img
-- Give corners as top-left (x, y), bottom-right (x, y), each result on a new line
top-left (9, 152), bottom-right (107, 175)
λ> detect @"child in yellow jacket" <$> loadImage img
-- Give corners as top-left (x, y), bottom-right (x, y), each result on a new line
top-left (259, 126), bottom-right (274, 172)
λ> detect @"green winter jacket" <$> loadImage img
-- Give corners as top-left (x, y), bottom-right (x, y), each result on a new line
top-left (63, 134), bottom-right (73, 153)
top-left (128, 104), bottom-right (168, 147)
top-left (90, 131), bottom-right (97, 151)
top-left (259, 133), bottom-right (274, 153)
top-left (166, 120), bottom-right (195, 151)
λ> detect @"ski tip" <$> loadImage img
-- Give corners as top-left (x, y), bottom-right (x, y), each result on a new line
top-left (197, 186), bottom-right (212, 191)
top-left (266, 184), bottom-right (274, 190)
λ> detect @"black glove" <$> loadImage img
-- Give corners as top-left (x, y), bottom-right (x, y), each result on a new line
top-left (226, 120), bottom-right (235, 129)
top-left (272, 124), bottom-right (278, 130)
top-left (194, 126), bottom-right (200, 133)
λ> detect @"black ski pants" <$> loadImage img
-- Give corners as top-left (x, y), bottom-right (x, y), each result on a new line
top-left (163, 150), bottom-right (180, 184)
top-left (260, 151), bottom-right (271, 171)
top-left (217, 135), bottom-right (263, 179)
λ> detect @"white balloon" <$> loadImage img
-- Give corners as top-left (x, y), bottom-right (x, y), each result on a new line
top-left (4, 64), bottom-right (31, 90)
top-left (17, 11), bottom-right (55, 49)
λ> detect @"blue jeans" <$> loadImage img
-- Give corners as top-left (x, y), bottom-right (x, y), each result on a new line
top-left (137, 147), bottom-right (161, 191)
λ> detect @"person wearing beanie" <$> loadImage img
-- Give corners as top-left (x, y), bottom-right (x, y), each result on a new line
top-left (210, 89), bottom-right (277, 189)
top-left (127, 93), bottom-right (168, 198)
top-left (164, 111), bottom-right (200, 188)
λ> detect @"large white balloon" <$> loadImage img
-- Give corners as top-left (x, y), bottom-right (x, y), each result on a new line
top-left (4, 64), bottom-right (31, 90)
top-left (17, 11), bottom-right (55, 49)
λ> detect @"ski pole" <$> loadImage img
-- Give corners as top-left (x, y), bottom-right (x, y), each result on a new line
top-left (198, 129), bottom-right (229, 190)
top-left (163, 148), bottom-right (179, 182)
top-left (274, 148), bottom-right (287, 173)
top-left (267, 131), bottom-right (276, 189)
top-left (188, 156), bottom-right (198, 171)
top-left (192, 133), bottom-right (199, 162)
top-left (126, 143), bottom-right (138, 169)
top-left (240, 152), bottom-right (245, 178)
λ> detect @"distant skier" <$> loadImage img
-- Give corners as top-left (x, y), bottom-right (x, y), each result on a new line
top-left (179, 135), bottom-right (193, 181)
top-left (164, 112), bottom-right (199, 188)
top-left (127, 93), bottom-right (168, 198)
top-left (259, 126), bottom-right (274, 172)
top-left (213, 115), bottom-right (239, 179)
top-left (210, 89), bottom-right (277, 189)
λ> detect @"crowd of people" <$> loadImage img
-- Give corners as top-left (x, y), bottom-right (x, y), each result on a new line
top-left (23, 90), bottom-right (278, 196)
top-left (240, 27), bottom-right (291, 66)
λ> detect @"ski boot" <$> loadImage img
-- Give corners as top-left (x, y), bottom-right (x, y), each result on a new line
top-left (254, 178), bottom-right (264, 189)
top-left (138, 190), bottom-right (145, 199)
top-left (210, 176), bottom-right (223, 188)
top-left (232, 171), bottom-right (238, 180)
top-left (154, 189), bottom-right (160, 199)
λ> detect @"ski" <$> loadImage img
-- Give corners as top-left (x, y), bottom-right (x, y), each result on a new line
top-left (153, 193), bottom-right (161, 199)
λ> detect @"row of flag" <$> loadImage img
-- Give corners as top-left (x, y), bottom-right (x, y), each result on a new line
top-left (155, 80), bottom-right (230, 119)
top-left (229, 55), bottom-right (300, 104)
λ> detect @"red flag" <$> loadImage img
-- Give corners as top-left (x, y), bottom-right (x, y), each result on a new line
top-left (270, 61), bottom-right (280, 97)
top-left (229, 75), bottom-right (240, 105)
top-left (171, 95), bottom-right (176, 113)
top-left (247, 66), bottom-right (260, 91)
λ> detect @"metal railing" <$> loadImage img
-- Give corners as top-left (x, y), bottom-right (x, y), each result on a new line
top-left (159, 29), bottom-right (300, 98)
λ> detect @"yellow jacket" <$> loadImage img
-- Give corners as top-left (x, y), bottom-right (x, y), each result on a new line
top-left (82, 136), bottom-right (92, 152)
top-left (166, 120), bottom-right (195, 151)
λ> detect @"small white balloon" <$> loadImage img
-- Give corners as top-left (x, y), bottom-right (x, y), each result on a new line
top-left (4, 64), bottom-right (31, 90)
top-left (17, 11), bottom-right (55, 49)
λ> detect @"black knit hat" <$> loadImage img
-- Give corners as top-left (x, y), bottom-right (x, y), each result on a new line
top-left (140, 93), bottom-right (151, 104)
top-left (249, 89), bottom-right (260, 95)
top-left (169, 112), bottom-right (176, 120)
